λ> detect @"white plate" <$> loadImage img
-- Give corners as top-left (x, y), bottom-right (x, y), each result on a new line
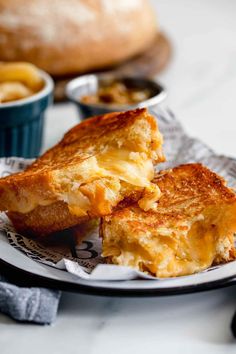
top-left (1, 230), bottom-right (236, 296)
top-left (1, 106), bottom-right (236, 296)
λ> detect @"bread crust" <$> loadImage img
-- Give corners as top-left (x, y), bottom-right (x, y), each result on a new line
top-left (0, 0), bottom-right (157, 76)
top-left (0, 108), bottom-right (164, 237)
top-left (7, 201), bottom-right (88, 238)
top-left (101, 164), bottom-right (236, 277)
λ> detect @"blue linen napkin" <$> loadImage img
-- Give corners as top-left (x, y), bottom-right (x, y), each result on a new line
top-left (0, 276), bottom-right (61, 324)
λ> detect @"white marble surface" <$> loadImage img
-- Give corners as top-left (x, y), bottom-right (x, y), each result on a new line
top-left (1, 0), bottom-right (236, 353)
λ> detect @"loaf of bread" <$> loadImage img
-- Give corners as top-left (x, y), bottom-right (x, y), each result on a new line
top-left (0, 0), bottom-right (158, 76)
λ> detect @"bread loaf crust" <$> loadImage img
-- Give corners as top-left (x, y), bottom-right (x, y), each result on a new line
top-left (0, 0), bottom-right (157, 76)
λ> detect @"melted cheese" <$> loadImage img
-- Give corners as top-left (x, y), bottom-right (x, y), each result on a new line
top-left (103, 216), bottom-right (232, 278)
top-left (57, 148), bottom-right (159, 217)
top-left (96, 149), bottom-right (154, 187)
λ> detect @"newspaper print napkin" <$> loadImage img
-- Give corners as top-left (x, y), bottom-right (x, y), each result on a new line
top-left (0, 106), bottom-right (235, 281)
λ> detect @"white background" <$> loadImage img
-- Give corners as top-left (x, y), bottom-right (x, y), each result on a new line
top-left (1, 1), bottom-right (236, 353)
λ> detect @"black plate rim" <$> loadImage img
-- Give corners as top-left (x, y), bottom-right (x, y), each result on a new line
top-left (1, 257), bottom-right (236, 297)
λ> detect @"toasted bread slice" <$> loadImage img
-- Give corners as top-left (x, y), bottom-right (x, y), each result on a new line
top-left (101, 164), bottom-right (236, 277)
top-left (0, 108), bottom-right (164, 237)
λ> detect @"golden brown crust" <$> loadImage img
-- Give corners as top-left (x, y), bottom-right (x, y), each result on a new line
top-left (7, 201), bottom-right (88, 238)
top-left (8, 190), bottom-right (145, 239)
top-left (101, 164), bottom-right (236, 277)
top-left (112, 163), bottom-right (236, 223)
top-left (0, 0), bottom-right (157, 76)
top-left (0, 108), bottom-right (163, 212)
top-left (0, 108), bottom-right (164, 237)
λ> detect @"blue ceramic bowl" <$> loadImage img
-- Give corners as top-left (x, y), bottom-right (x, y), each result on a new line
top-left (66, 73), bottom-right (167, 120)
top-left (0, 71), bottom-right (54, 158)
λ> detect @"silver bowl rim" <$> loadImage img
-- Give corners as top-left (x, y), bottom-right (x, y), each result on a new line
top-left (65, 73), bottom-right (167, 111)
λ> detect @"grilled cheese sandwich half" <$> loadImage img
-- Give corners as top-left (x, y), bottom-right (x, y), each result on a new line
top-left (0, 108), bottom-right (164, 237)
top-left (101, 164), bottom-right (236, 277)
